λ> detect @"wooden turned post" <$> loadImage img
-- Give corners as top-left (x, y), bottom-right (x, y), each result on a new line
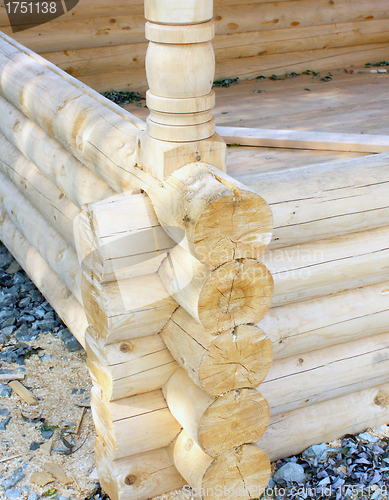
top-left (145, 0), bottom-right (215, 143)
top-left (140, 0), bottom-right (226, 179)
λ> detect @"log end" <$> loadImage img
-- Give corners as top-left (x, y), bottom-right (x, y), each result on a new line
top-left (200, 326), bottom-right (273, 397)
top-left (199, 259), bottom-right (274, 331)
top-left (199, 389), bottom-right (270, 457)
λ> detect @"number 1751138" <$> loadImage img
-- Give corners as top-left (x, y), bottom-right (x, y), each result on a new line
top-left (5, 2), bottom-right (57, 14)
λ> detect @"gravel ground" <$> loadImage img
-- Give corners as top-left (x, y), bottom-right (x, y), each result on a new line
top-left (1, 239), bottom-right (389, 500)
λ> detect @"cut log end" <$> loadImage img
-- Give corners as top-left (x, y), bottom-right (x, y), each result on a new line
top-left (199, 259), bottom-right (274, 331)
top-left (199, 325), bottom-right (273, 397)
top-left (203, 445), bottom-right (271, 500)
top-left (199, 389), bottom-right (270, 457)
top-left (194, 191), bottom-right (273, 269)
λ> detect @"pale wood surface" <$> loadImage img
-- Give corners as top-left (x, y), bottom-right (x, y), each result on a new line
top-left (260, 280), bottom-right (389, 360)
top-left (261, 330), bottom-right (389, 416)
top-left (260, 382), bottom-right (389, 462)
top-left (0, 132), bottom-right (78, 248)
top-left (266, 226), bottom-right (389, 306)
top-left (171, 431), bottom-right (271, 499)
top-left (163, 368), bottom-right (269, 458)
top-left (161, 307), bottom-right (273, 397)
top-left (82, 270), bottom-right (177, 345)
top-left (0, 94), bottom-right (115, 208)
top-left (94, 439), bottom-right (185, 500)
top-left (91, 387), bottom-right (182, 461)
top-left (86, 328), bottom-right (178, 402)
top-left (0, 213), bottom-right (87, 346)
top-left (0, 171), bottom-right (82, 302)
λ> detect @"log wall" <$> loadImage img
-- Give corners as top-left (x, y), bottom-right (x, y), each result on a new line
top-left (1, 3), bottom-right (389, 500)
top-left (1, 0), bottom-right (388, 92)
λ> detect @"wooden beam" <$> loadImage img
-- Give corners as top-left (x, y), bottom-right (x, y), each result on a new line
top-left (217, 126), bottom-right (389, 153)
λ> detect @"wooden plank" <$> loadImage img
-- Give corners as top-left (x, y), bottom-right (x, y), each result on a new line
top-left (217, 126), bottom-right (389, 153)
top-left (8, 380), bottom-right (38, 405)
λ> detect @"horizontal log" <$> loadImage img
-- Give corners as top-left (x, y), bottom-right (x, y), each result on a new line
top-left (0, 32), bottom-right (146, 130)
top-left (0, 15), bottom-right (147, 52)
top-left (161, 307), bottom-right (273, 397)
top-left (40, 19), bottom-right (389, 80)
top-left (78, 192), bottom-right (174, 283)
top-left (237, 153), bottom-right (389, 250)
top-left (260, 280), bottom-right (389, 360)
top-left (266, 226), bottom-right (389, 306)
top-left (82, 270), bottom-right (177, 345)
top-left (260, 330), bottom-right (389, 416)
top-left (0, 0), bottom-right (145, 26)
top-left (0, 212), bottom-right (87, 346)
top-left (159, 245), bottom-right (273, 331)
top-left (0, 131), bottom-right (78, 248)
top-left (171, 431), bottom-right (270, 500)
top-left (259, 381), bottom-right (389, 462)
top-left (213, 18), bottom-right (389, 60)
top-left (0, 34), bottom-right (139, 192)
top-left (163, 368), bottom-right (269, 457)
top-left (91, 387), bottom-right (182, 461)
top-left (0, 171), bottom-right (82, 302)
top-left (216, 43), bottom-right (389, 82)
top-left (94, 440), bottom-right (185, 500)
top-left (86, 327), bottom-right (178, 401)
top-left (0, 94), bottom-right (115, 207)
top-left (213, 0), bottom-right (389, 35)
top-left (147, 162), bottom-right (272, 269)
top-left (218, 126), bottom-right (389, 153)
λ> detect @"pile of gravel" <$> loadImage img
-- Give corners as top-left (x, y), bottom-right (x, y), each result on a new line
top-left (0, 242), bottom-right (82, 357)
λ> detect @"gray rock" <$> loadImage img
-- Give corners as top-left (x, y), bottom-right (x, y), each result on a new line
top-left (0, 309), bottom-right (17, 320)
top-left (29, 441), bottom-right (43, 451)
top-left (0, 334), bottom-right (9, 346)
top-left (0, 384), bottom-right (12, 397)
top-left (33, 320), bottom-right (56, 332)
top-left (18, 315), bottom-right (35, 324)
top-left (1, 326), bottom-right (15, 337)
top-left (0, 294), bottom-right (13, 308)
top-left (4, 488), bottom-right (22, 499)
top-left (40, 429), bottom-right (53, 440)
top-left (33, 307), bottom-right (45, 320)
top-left (2, 468), bottom-right (25, 489)
top-left (3, 317), bottom-right (16, 326)
top-left (358, 432), bottom-right (379, 443)
top-left (302, 443), bottom-right (328, 461)
top-left (0, 408), bottom-right (10, 416)
top-left (0, 253), bottom-right (13, 269)
top-left (27, 493), bottom-right (40, 500)
top-left (41, 302), bottom-right (53, 312)
top-left (29, 290), bottom-right (42, 302)
top-left (273, 462), bottom-right (306, 485)
top-left (0, 417), bottom-right (11, 430)
top-left (14, 325), bottom-right (29, 340)
top-left (58, 328), bottom-right (83, 352)
top-left (5, 261), bottom-right (21, 274)
top-left (18, 297), bottom-right (31, 308)
top-left (40, 355), bottom-right (52, 362)
top-left (43, 312), bottom-right (55, 321)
